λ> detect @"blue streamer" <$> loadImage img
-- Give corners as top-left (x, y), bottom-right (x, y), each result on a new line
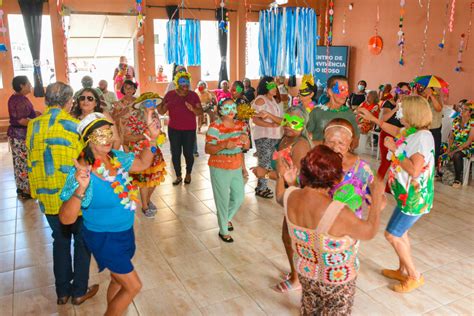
top-left (166, 19), bottom-right (201, 66)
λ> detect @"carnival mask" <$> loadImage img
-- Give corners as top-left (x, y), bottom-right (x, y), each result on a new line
top-left (235, 85), bottom-right (244, 94)
top-left (88, 128), bottom-right (113, 146)
top-left (281, 113), bottom-right (304, 131)
top-left (266, 81), bottom-right (277, 91)
top-left (178, 77), bottom-right (190, 87)
top-left (395, 87), bottom-right (410, 95)
top-left (332, 81), bottom-right (349, 98)
top-left (198, 85), bottom-right (205, 92)
top-left (220, 102), bottom-right (237, 116)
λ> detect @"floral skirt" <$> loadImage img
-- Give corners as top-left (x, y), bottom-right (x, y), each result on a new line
top-left (299, 275), bottom-right (356, 316)
top-left (8, 137), bottom-right (30, 194)
top-left (129, 141), bottom-right (167, 188)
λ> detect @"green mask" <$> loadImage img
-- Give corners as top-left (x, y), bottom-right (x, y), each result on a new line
top-left (281, 113), bottom-right (305, 131)
top-left (235, 85), bottom-right (243, 93)
top-left (266, 81), bottom-right (277, 91)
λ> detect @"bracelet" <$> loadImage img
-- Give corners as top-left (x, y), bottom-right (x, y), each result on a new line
top-left (73, 192), bottom-right (85, 200)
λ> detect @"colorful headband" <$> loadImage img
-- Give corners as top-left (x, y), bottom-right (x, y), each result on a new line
top-left (266, 81), bottom-right (277, 91)
top-left (324, 124), bottom-right (353, 137)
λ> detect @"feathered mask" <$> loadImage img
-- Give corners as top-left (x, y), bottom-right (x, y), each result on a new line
top-left (299, 74), bottom-right (315, 96)
top-left (173, 71), bottom-right (192, 88)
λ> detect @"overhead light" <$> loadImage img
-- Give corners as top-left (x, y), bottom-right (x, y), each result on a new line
top-left (276, 0), bottom-right (288, 4)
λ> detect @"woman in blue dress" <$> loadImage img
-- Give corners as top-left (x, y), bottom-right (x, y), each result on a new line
top-left (59, 110), bottom-right (160, 315)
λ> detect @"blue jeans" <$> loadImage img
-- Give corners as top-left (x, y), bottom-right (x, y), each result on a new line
top-left (45, 215), bottom-right (91, 298)
top-left (385, 207), bottom-right (422, 237)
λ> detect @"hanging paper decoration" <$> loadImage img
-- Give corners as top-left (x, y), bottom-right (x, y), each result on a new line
top-left (439, 0), bottom-right (450, 49)
top-left (136, 0), bottom-right (144, 29)
top-left (0, 9), bottom-right (7, 53)
top-left (397, 0), bottom-right (406, 65)
top-left (218, 0), bottom-right (229, 33)
top-left (455, 33), bottom-right (465, 72)
top-left (419, 0), bottom-right (431, 72)
top-left (56, 2), bottom-right (69, 81)
top-left (368, 3), bottom-right (383, 55)
top-left (327, 0), bottom-right (335, 45)
top-left (466, 2), bottom-right (473, 50)
top-left (449, 0), bottom-right (456, 32)
top-left (342, 12), bottom-right (346, 35)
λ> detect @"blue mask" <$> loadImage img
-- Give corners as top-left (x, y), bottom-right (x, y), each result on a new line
top-left (178, 78), bottom-right (190, 87)
top-left (358, 85), bottom-right (365, 91)
top-left (220, 103), bottom-right (237, 116)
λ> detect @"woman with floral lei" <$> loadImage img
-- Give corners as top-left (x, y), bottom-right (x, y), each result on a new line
top-left (307, 75), bottom-right (360, 148)
top-left (252, 105), bottom-right (311, 292)
top-left (205, 98), bottom-right (250, 242)
top-left (358, 95), bottom-right (435, 293)
top-left (440, 101), bottom-right (474, 188)
top-left (59, 111), bottom-right (160, 315)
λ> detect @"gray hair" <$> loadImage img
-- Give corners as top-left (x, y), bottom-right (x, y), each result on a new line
top-left (45, 82), bottom-right (74, 108)
top-left (367, 90), bottom-right (379, 104)
top-left (81, 76), bottom-right (93, 88)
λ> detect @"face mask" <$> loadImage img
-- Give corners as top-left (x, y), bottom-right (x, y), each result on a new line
top-left (178, 78), bottom-right (190, 87)
top-left (332, 81), bottom-right (349, 98)
top-left (235, 85), bottom-right (243, 94)
top-left (358, 84), bottom-right (365, 91)
top-left (143, 99), bottom-right (157, 109)
top-left (220, 103), bottom-right (237, 116)
top-left (88, 128), bottom-right (113, 146)
top-left (281, 113), bottom-right (304, 131)
top-left (198, 86), bottom-right (205, 92)
top-left (266, 82), bottom-right (277, 91)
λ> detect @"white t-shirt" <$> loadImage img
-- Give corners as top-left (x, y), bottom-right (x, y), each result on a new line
top-left (441, 105), bottom-right (456, 143)
top-left (251, 95), bottom-right (283, 140)
top-left (387, 130), bottom-right (435, 215)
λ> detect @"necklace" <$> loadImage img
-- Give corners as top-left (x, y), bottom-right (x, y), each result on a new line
top-left (318, 103), bottom-right (350, 112)
top-left (93, 156), bottom-right (140, 211)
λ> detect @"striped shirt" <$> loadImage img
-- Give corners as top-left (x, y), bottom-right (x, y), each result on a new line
top-left (26, 107), bottom-right (83, 215)
top-left (206, 119), bottom-right (247, 169)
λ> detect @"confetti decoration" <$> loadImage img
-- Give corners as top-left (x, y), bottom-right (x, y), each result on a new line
top-left (466, 2), bottom-right (473, 50)
top-left (438, 0), bottom-right (451, 49)
top-left (56, 1), bottom-right (69, 81)
top-left (0, 9), bottom-right (7, 53)
top-left (419, 0), bottom-right (431, 72)
top-left (327, 0), bottom-right (335, 45)
top-left (455, 33), bottom-right (465, 72)
top-left (397, 0), bottom-right (406, 65)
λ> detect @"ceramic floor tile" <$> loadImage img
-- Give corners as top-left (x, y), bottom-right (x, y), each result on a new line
top-left (228, 259), bottom-right (283, 292)
top-left (200, 295), bottom-right (266, 316)
top-left (134, 261), bottom-right (183, 292)
top-left (0, 198), bottom-right (18, 211)
top-left (168, 250), bottom-right (226, 281)
top-left (150, 219), bottom-right (190, 240)
top-left (15, 215), bottom-right (49, 233)
top-left (367, 285), bottom-right (442, 314)
top-left (13, 263), bottom-right (55, 293)
top-left (141, 207), bottom-right (177, 223)
top-left (14, 228), bottom-right (53, 250)
top-left (134, 286), bottom-right (201, 315)
top-left (14, 244), bottom-right (53, 270)
top-left (445, 294), bottom-right (474, 315)
top-left (157, 233), bottom-right (206, 259)
top-left (12, 286), bottom-right (74, 316)
top-left (179, 213), bottom-right (219, 233)
top-left (352, 290), bottom-right (395, 316)
top-left (75, 300), bottom-right (138, 316)
top-left (0, 220), bottom-right (16, 236)
top-left (0, 208), bottom-right (16, 222)
top-left (171, 201), bottom-right (213, 217)
top-left (0, 234), bottom-right (15, 253)
top-left (0, 251), bottom-right (14, 273)
top-left (419, 268), bottom-right (473, 305)
top-left (0, 271), bottom-right (13, 296)
top-left (412, 238), bottom-right (466, 268)
top-left (209, 241), bottom-right (268, 269)
top-left (0, 294), bottom-right (12, 316)
top-left (423, 306), bottom-right (459, 316)
top-left (183, 271), bottom-right (246, 308)
top-left (249, 287), bottom-right (300, 316)
top-left (195, 228), bottom-right (224, 249)
top-left (369, 248), bottom-right (435, 273)
top-left (355, 258), bottom-right (391, 292)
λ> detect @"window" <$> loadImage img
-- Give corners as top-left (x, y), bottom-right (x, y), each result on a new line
top-left (8, 14), bottom-right (56, 86)
top-left (200, 20), bottom-right (229, 82)
top-left (153, 19), bottom-right (173, 83)
top-left (245, 22), bottom-right (259, 79)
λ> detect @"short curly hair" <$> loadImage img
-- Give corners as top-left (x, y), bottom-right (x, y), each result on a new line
top-left (299, 145), bottom-right (344, 189)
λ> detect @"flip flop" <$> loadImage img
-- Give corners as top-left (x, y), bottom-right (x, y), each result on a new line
top-left (274, 279), bottom-right (302, 293)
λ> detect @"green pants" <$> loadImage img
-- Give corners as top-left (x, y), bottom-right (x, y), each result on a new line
top-left (210, 167), bottom-right (245, 235)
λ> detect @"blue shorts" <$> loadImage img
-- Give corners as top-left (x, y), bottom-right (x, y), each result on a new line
top-left (386, 207), bottom-right (422, 237)
top-left (82, 226), bottom-right (136, 274)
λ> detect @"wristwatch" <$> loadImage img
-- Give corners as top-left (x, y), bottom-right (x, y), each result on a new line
top-left (264, 170), bottom-right (271, 179)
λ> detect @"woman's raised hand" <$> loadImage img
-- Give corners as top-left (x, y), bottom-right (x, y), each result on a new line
top-left (146, 108), bottom-right (161, 139)
top-left (73, 159), bottom-right (91, 189)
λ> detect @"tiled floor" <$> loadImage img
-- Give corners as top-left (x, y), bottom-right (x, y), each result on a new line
top-left (0, 134), bottom-right (473, 316)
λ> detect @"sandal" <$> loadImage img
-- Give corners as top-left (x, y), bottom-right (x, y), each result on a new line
top-left (452, 180), bottom-right (461, 189)
top-left (172, 177), bottom-right (183, 186)
top-left (228, 221), bottom-right (234, 231)
top-left (218, 233), bottom-right (234, 243)
top-left (255, 188), bottom-right (274, 199)
top-left (274, 279), bottom-right (302, 293)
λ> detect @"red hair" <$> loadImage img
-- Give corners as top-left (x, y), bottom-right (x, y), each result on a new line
top-left (299, 145), bottom-right (343, 189)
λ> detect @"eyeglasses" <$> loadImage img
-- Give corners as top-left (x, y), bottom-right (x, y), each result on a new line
top-left (79, 96), bottom-right (95, 102)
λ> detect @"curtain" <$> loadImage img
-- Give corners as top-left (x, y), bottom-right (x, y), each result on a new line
top-left (165, 19), bottom-right (201, 66)
top-left (258, 7), bottom-right (317, 77)
top-left (18, 0), bottom-right (44, 97)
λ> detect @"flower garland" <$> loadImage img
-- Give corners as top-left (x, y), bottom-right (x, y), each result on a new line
top-left (93, 157), bottom-right (140, 211)
top-left (438, 0), bottom-right (451, 49)
top-left (318, 104), bottom-right (350, 112)
top-left (455, 33), bottom-right (465, 72)
top-left (397, 0), bottom-right (406, 65)
top-left (391, 127), bottom-right (418, 162)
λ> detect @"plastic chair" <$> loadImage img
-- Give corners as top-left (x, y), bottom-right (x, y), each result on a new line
top-left (462, 156), bottom-right (474, 186)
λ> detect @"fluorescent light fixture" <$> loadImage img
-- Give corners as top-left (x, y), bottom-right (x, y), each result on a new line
top-left (276, 0), bottom-right (288, 4)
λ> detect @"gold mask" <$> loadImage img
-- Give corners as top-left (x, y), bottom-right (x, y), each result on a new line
top-left (88, 128), bottom-right (113, 145)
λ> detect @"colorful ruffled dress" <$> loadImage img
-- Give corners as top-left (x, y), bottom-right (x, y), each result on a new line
top-left (124, 108), bottom-right (166, 187)
top-left (439, 116), bottom-right (474, 165)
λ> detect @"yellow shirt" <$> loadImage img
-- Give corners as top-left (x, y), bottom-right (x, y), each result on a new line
top-left (26, 107), bottom-right (83, 215)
